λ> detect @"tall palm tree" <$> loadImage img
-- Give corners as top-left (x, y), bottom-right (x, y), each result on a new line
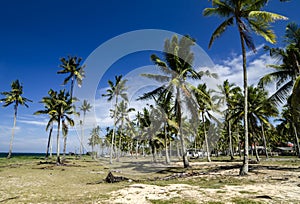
top-left (45, 89), bottom-right (77, 164)
top-left (277, 100), bottom-right (300, 157)
top-left (88, 126), bottom-right (100, 159)
top-left (79, 100), bottom-right (92, 156)
top-left (231, 86), bottom-right (278, 161)
top-left (57, 56), bottom-right (86, 100)
top-left (259, 23), bottom-right (300, 104)
top-left (34, 89), bottom-right (59, 159)
top-left (102, 75), bottom-right (128, 164)
top-left (139, 35), bottom-right (213, 168)
top-left (1, 80), bottom-right (32, 159)
top-left (204, 0), bottom-right (286, 175)
top-left (213, 80), bottom-right (241, 160)
top-left (115, 100), bottom-right (135, 161)
top-left (194, 83), bottom-right (219, 162)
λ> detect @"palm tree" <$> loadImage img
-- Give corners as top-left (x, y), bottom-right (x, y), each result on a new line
top-left (204, 0), bottom-right (286, 175)
top-left (34, 89), bottom-right (58, 159)
top-left (277, 100), bottom-right (300, 157)
top-left (88, 126), bottom-right (101, 159)
top-left (45, 89), bottom-right (76, 164)
top-left (231, 86), bottom-right (278, 161)
top-left (259, 23), bottom-right (300, 104)
top-left (139, 35), bottom-right (212, 168)
top-left (102, 75), bottom-right (128, 164)
top-left (115, 100), bottom-right (135, 161)
top-left (1, 80), bottom-right (32, 159)
top-left (57, 56), bottom-right (86, 100)
top-left (213, 80), bottom-right (241, 160)
top-left (79, 100), bottom-right (92, 156)
top-left (194, 83), bottom-right (219, 162)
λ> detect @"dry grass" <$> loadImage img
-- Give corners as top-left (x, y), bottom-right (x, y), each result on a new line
top-left (0, 156), bottom-right (299, 203)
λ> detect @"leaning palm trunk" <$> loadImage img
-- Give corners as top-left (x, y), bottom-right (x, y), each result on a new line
top-left (7, 105), bottom-right (18, 159)
top-left (63, 135), bottom-right (67, 159)
top-left (254, 140), bottom-right (260, 162)
top-left (239, 32), bottom-right (249, 176)
top-left (261, 124), bottom-right (269, 159)
top-left (202, 112), bottom-right (211, 162)
top-left (45, 125), bottom-right (53, 159)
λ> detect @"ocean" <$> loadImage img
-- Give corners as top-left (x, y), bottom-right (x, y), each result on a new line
top-left (0, 152), bottom-right (46, 158)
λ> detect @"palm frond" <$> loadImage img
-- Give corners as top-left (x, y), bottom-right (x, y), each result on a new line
top-left (208, 17), bottom-right (234, 48)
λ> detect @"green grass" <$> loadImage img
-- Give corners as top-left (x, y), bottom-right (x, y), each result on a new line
top-left (0, 155), bottom-right (299, 203)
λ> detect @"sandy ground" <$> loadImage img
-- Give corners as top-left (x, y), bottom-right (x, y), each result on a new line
top-left (1, 157), bottom-right (300, 203)
top-left (106, 162), bottom-right (300, 204)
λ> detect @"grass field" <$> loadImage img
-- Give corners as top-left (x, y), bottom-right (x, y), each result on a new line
top-left (0, 155), bottom-right (299, 203)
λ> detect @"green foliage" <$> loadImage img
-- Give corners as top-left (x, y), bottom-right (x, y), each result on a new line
top-left (259, 23), bottom-right (300, 104)
top-left (57, 56), bottom-right (86, 99)
top-left (1, 79), bottom-right (32, 108)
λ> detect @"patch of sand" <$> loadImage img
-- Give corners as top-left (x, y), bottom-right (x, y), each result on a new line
top-left (107, 166), bottom-right (300, 204)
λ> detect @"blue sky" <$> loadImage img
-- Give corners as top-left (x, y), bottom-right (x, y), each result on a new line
top-left (0, 0), bottom-right (299, 153)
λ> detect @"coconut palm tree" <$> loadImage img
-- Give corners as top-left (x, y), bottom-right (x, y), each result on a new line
top-left (79, 100), bottom-right (92, 156)
top-left (277, 100), bottom-right (300, 157)
top-left (102, 75), bottom-right (128, 164)
top-left (139, 35), bottom-right (213, 168)
top-left (259, 23), bottom-right (300, 104)
top-left (1, 80), bottom-right (32, 159)
top-left (88, 126), bottom-right (101, 159)
top-left (213, 80), bottom-right (241, 160)
top-left (34, 89), bottom-right (59, 159)
top-left (45, 89), bottom-right (77, 164)
top-left (231, 86), bottom-right (278, 161)
top-left (204, 0), bottom-right (286, 175)
top-left (115, 100), bottom-right (135, 161)
top-left (57, 56), bottom-right (86, 100)
top-left (194, 83), bottom-right (220, 162)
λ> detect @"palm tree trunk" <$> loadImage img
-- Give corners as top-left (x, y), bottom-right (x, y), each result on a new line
top-left (63, 134), bottom-right (67, 159)
top-left (50, 134), bottom-right (53, 158)
top-left (135, 140), bottom-right (139, 159)
top-left (46, 125), bottom-right (53, 159)
top-left (70, 76), bottom-right (74, 101)
top-left (110, 96), bottom-right (118, 164)
top-left (239, 30), bottom-right (249, 176)
top-left (254, 141), bottom-right (260, 162)
top-left (261, 124), bottom-right (269, 159)
top-left (176, 89), bottom-right (189, 168)
top-left (56, 119), bottom-right (61, 164)
top-left (228, 117), bottom-right (234, 160)
top-left (151, 142), bottom-right (157, 163)
top-left (164, 124), bottom-right (170, 164)
top-left (142, 142), bottom-right (145, 157)
top-left (169, 140), bottom-right (172, 159)
top-left (7, 104), bottom-right (18, 159)
top-left (202, 112), bottom-right (211, 162)
top-left (117, 119), bottom-right (124, 162)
